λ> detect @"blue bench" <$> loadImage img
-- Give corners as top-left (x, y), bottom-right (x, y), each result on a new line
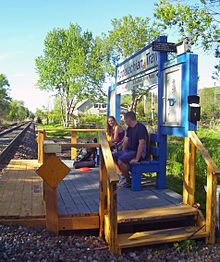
top-left (131, 133), bottom-right (161, 191)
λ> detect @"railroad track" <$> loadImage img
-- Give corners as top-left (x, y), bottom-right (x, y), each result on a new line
top-left (0, 121), bottom-right (32, 162)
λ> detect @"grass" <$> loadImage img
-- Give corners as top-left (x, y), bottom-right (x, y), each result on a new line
top-left (166, 128), bottom-right (220, 210)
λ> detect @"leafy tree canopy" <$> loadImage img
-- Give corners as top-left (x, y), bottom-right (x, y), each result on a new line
top-left (0, 74), bottom-right (11, 102)
top-left (35, 23), bottom-right (110, 126)
top-left (106, 14), bottom-right (163, 63)
top-left (154, 0), bottom-right (220, 78)
top-left (105, 14), bottom-right (164, 112)
top-left (8, 100), bottom-right (29, 121)
top-left (0, 74), bottom-right (11, 119)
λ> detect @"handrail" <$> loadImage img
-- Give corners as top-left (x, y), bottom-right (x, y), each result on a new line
top-left (98, 131), bottom-right (119, 253)
top-left (188, 131), bottom-right (220, 175)
top-left (37, 128), bottom-right (105, 163)
top-left (37, 128), bottom-right (119, 252)
top-left (99, 131), bottom-right (119, 183)
top-left (59, 143), bottom-right (100, 148)
top-left (184, 131), bottom-right (220, 245)
top-left (38, 128), bottom-right (105, 132)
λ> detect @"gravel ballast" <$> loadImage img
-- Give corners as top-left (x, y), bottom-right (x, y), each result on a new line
top-left (0, 123), bottom-right (219, 261)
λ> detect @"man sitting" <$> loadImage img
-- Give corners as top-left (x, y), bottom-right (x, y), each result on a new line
top-left (112, 111), bottom-right (148, 188)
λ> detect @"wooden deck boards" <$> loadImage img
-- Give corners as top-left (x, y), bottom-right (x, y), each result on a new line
top-left (0, 159), bottom-right (183, 220)
top-left (58, 160), bottom-right (183, 214)
top-left (0, 159), bottom-right (44, 219)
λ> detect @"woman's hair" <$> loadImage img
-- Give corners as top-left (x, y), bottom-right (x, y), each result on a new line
top-left (106, 116), bottom-right (119, 137)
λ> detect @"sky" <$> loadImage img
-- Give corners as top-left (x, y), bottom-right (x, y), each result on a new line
top-left (0, 0), bottom-right (219, 113)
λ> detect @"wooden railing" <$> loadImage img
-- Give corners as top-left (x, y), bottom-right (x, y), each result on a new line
top-left (36, 130), bottom-right (101, 235)
top-left (37, 128), bottom-right (220, 249)
top-left (37, 128), bottom-right (119, 253)
top-left (183, 131), bottom-right (220, 244)
top-left (37, 128), bottom-right (105, 164)
top-left (98, 131), bottom-right (119, 254)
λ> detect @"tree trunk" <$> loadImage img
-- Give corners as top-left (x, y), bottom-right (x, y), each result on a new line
top-left (59, 95), bottom-right (65, 127)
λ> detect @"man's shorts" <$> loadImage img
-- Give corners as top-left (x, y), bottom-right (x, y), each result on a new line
top-left (112, 150), bottom-right (137, 169)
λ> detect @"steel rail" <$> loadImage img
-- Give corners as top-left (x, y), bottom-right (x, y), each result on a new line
top-left (0, 121), bottom-right (32, 162)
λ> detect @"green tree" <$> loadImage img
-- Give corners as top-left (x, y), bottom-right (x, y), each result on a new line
top-left (154, 0), bottom-right (220, 78)
top-left (35, 24), bottom-right (110, 127)
top-left (106, 14), bottom-right (163, 112)
top-left (35, 108), bottom-right (44, 124)
top-left (8, 100), bottom-right (29, 121)
top-left (0, 74), bottom-right (11, 120)
top-left (199, 86), bottom-right (220, 122)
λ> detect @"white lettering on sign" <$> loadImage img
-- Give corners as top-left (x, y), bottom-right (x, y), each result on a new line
top-left (117, 71), bottom-right (158, 94)
top-left (116, 47), bottom-right (158, 84)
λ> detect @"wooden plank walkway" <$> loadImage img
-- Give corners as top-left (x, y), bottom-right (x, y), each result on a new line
top-left (0, 159), bottom-right (44, 219)
top-left (58, 160), bottom-right (183, 215)
top-left (0, 159), bottom-right (183, 220)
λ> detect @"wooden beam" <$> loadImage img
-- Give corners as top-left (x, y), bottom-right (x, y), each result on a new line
top-left (206, 164), bottom-right (217, 244)
top-left (99, 149), bottom-right (107, 238)
top-left (99, 131), bottom-right (119, 183)
top-left (189, 131), bottom-right (220, 175)
top-left (188, 138), bottom-right (196, 206)
top-left (38, 130), bottom-right (45, 164)
top-left (42, 128), bottom-right (105, 132)
top-left (71, 131), bottom-right (77, 160)
top-left (118, 226), bottom-right (208, 249)
top-left (183, 136), bottom-right (190, 204)
top-left (44, 182), bottom-right (59, 235)
top-left (58, 215), bottom-right (99, 230)
top-left (117, 205), bottom-right (199, 223)
top-left (61, 143), bottom-right (100, 148)
top-left (107, 182), bottom-right (119, 254)
top-left (0, 218), bottom-right (46, 228)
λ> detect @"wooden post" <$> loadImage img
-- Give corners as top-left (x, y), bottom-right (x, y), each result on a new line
top-left (107, 181), bottom-right (119, 254)
top-left (42, 152), bottom-right (59, 235)
top-left (38, 130), bottom-right (45, 164)
top-left (36, 151), bottom-right (70, 235)
top-left (206, 164), bottom-right (217, 244)
top-left (188, 138), bottom-right (196, 206)
top-left (71, 131), bottom-right (77, 160)
top-left (183, 136), bottom-right (190, 204)
top-left (99, 148), bottom-right (107, 238)
top-left (183, 135), bottom-right (196, 206)
top-left (44, 181), bottom-right (59, 235)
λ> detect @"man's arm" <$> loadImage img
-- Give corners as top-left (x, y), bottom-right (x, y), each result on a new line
top-left (129, 139), bottom-right (145, 163)
top-left (122, 136), bottom-right (128, 150)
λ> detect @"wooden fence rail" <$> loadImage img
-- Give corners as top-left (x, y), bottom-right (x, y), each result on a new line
top-left (37, 128), bottom-right (105, 163)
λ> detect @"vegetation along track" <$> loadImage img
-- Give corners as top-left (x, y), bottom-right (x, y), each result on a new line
top-left (0, 121), bottom-right (32, 162)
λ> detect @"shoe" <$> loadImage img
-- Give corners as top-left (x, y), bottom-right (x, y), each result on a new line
top-left (118, 176), bottom-right (131, 188)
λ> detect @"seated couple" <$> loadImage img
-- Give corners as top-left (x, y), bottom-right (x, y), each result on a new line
top-left (112, 111), bottom-right (148, 188)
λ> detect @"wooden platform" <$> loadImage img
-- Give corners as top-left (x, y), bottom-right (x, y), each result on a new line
top-left (0, 159), bottom-right (45, 226)
top-left (0, 158), bottom-right (210, 253)
top-left (58, 160), bottom-right (183, 214)
top-left (0, 159), bottom-right (183, 224)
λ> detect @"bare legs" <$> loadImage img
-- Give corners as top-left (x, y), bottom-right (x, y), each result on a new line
top-left (115, 160), bottom-right (129, 177)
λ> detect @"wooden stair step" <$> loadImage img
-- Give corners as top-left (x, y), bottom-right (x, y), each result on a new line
top-left (118, 226), bottom-right (208, 249)
top-left (117, 205), bottom-right (199, 223)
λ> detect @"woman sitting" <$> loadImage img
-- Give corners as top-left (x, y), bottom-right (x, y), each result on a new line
top-left (106, 116), bottom-right (125, 151)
